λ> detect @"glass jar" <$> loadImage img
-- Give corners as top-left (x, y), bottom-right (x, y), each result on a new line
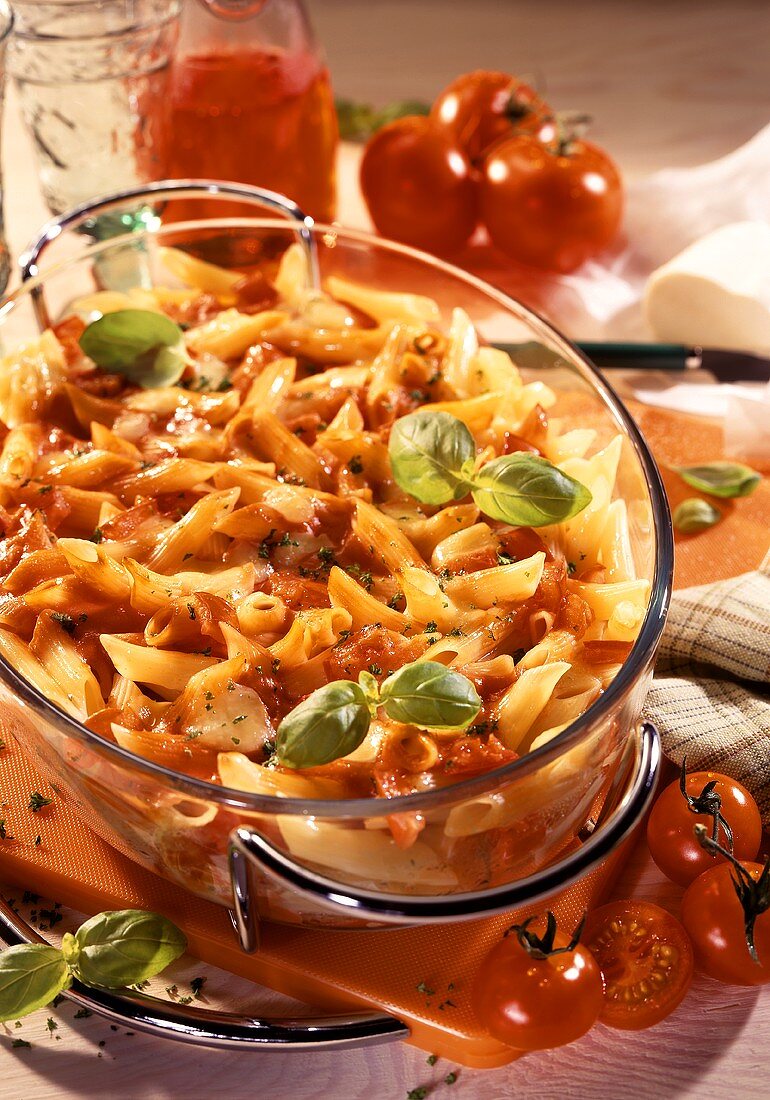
top-left (165, 0), bottom-right (338, 222)
top-left (9, 1), bottom-right (181, 215)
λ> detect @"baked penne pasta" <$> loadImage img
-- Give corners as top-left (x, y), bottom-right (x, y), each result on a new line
top-left (0, 248), bottom-right (651, 869)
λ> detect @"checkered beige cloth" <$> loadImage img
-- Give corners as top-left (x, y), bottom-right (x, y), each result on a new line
top-left (644, 548), bottom-right (770, 824)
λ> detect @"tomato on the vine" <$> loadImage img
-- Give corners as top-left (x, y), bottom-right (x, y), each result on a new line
top-left (647, 764), bottom-right (761, 886)
top-left (430, 70), bottom-right (553, 164)
top-left (360, 116), bottom-right (477, 255)
top-left (682, 853), bottom-right (770, 986)
top-left (480, 130), bottom-right (623, 273)
top-left (584, 900), bottom-right (693, 1030)
top-left (473, 912), bottom-right (604, 1050)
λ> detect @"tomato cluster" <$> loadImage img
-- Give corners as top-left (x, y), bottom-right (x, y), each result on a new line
top-left (472, 762), bottom-right (767, 1053)
top-left (359, 70), bottom-right (623, 273)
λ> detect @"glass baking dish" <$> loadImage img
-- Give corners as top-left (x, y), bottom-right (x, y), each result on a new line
top-left (0, 181), bottom-right (672, 935)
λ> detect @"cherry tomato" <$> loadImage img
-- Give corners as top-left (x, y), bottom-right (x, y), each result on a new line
top-left (584, 900), bottom-right (694, 1030)
top-left (480, 133), bottom-right (623, 273)
top-left (682, 861), bottom-right (770, 985)
top-left (430, 70), bottom-right (553, 163)
top-left (647, 769), bottom-right (762, 886)
top-left (360, 116), bottom-right (477, 255)
top-left (473, 914), bottom-right (604, 1050)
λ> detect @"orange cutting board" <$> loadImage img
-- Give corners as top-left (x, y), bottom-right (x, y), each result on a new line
top-left (0, 407), bottom-right (767, 1069)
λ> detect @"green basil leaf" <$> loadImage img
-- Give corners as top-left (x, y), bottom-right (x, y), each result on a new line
top-left (672, 497), bottom-right (721, 534)
top-left (471, 453), bottom-right (592, 526)
top-left (73, 910), bottom-right (186, 988)
top-left (677, 462), bottom-right (761, 499)
top-left (79, 309), bottom-right (188, 389)
top-left (276, 680), bottom-right (371, 768)
top-left (389, 410), bottom-right (476, 505)
top-left (0, 944), bottom-right (71, 1022)
top-left (380, 660), bottom-right (481, 730)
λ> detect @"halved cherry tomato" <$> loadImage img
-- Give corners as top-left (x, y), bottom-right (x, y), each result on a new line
top-left (473, 913), bottom-right (604, 1050)
top-left (584, 900), bottom-right (694, 1030)
top-left (647, 767), bottom-right (762, 886)
top-left (480, 132), bottom-right (623, 273)
top-left (360, 116), bottom-right (477, 255)
top-left (682, 861), bottom-right (770, 985)
top-left (430, 70), bottom-right (553, 164)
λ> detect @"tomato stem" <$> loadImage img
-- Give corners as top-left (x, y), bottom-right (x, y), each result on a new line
top-left (694, 824), bottom-right (770, 965)
top-left (679, 757), bottom-right (734, 852)
top-left (505, 910), bottom-right (587, 960)
top-left (550, 111), bottom-right (592, 157)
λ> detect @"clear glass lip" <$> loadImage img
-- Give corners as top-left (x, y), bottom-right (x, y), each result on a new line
top-left (10, 0), bottom-right (180, 42)
top-left (0, 219), bottom-right (674, 819)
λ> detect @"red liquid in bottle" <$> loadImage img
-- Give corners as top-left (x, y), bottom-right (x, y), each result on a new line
top-left (166, 48), bottom-right (337, 222)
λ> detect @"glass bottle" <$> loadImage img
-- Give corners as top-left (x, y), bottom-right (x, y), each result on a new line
top-left (165, 0), bottom-right (338, 222)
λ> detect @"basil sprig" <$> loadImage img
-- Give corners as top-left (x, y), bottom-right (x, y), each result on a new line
top-left (0, 909), bottom-right (186, 1022)
top-left (79, 309), bottom-right (189, 388)
top-left (672, 497), bottom-right (721, 534)
top-left (388, 410), bottom-right (592, 526)
top-left (276, 659), bottom-right (481, 769)
top-left (676, 461), bottom-right (760, 500)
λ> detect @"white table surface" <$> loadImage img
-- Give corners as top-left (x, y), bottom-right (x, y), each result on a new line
top-left (1, 3), bottom-right (770, 1096)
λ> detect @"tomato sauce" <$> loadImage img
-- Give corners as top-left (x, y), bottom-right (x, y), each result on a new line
top-left (166, 49), bottom-right (337, 222)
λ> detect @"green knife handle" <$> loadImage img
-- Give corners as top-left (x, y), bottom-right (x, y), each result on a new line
top-left (577, 342), bottom-right (697, 371)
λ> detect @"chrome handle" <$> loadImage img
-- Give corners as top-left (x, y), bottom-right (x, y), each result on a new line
top-left (229, 722), bottom-right (661, 948)
top-left (0, 895), bottom-right (408, 1051)
top-left (18, 178), bottom-right (319, 329)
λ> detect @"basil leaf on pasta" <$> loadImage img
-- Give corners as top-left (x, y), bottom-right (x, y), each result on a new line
top-left (676, 462), bottom-right (760, 500)
top-left (79, 309), bottom-right (188, 388)
top-left (276, 680), bottom-right (372, 768)
top-left (0, 945), bottom-right (71, 1022)
top-left (388, 410), bottom-right (476, 505)
top-left (471, 453), bottom-right (592, 526)
top-left (73, 910), bottom-right (187, 987)
top-left (380, 661), bottom-right (481, 730)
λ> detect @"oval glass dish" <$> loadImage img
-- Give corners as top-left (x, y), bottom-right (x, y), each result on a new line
top-left (0, 182), bottom-right (672, 932)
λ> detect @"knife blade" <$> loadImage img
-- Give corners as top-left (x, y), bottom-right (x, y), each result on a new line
top-left (494, 341), bottom-right (770, 384)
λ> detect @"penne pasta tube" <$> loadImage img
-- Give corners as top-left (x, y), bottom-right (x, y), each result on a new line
top-left (328, 565), bottom-right (411, 632)
top-left (45, 450), bottom-right (139, 489)
top-left (325, 275), bottom-right (441, 325)
top-left (159, 246), bottom-right (242, 301)
top-left (186, 308), bottom-right (287, 360)
top-left (0, 627), bottom-right (80, 716)
top-left (64, 383), bottom-right (121, 430)
top-left (353, 498), bottom-right (424, 573)
top-left (249, 409), bottom-right (329, 488)
top-left (235, 592), bottom-right (289, 638)
top-left (241, 356), bottom-right (297, 413)
top-left (125, 558), bottom-right (257, 616)
top-left (0, 424), bottom-right (41, 486)
top-left (444, 552), bottom-right (545, 609)
top-left (58, 487), bottom-right (124, 536)
top-left (112, 458), bottom-right (219, 501)
top-left (30, 611), bottom-right (103, 717)
top-left (494, 661), bottom-right (572, 751)
top-left (145, 487), bottom-right (240, 573)
top-left (4, 548), bottom-right (71, 595)
top-left (399, 566), bottom-right (458, 631)
top-left (218, 752), bottom-right (346, 799)
top-left (57, 538), bottom-right (132, 601)
top-left (99, 634), bottom-right (217, 696)
top-left (0, 330), bottom-right (66, 428)
top-left (567, 578), bottom-right (650, 621)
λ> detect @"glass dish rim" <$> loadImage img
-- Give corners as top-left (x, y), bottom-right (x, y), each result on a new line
top-left (0, 216), bottom-right (674, 818)
top-left (9, 0), bottom-right (180, 44)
